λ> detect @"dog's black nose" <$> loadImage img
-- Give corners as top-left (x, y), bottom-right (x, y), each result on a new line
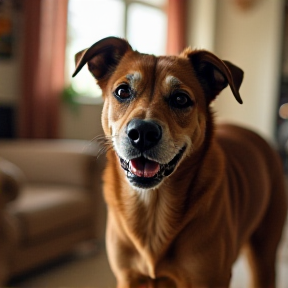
top-left (126, 119), bottom-right (162, 151)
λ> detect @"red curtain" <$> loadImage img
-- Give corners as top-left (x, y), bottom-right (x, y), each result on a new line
top-left (19, 0), bottom-right (68, 138)
top-left (166, 0), bottom-right (188, 55)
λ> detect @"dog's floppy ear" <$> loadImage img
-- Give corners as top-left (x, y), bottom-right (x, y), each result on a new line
top-left (184, 49), bottom-right (243, 104)
top-left (72, 36), bottom-right (132, 80)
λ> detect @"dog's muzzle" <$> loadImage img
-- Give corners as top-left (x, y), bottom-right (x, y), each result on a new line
top-left (117, 119), bottom-right (186, 189)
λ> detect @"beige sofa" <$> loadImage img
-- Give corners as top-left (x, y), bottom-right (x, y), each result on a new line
top-left (0, 140), bottom-right (106, 285)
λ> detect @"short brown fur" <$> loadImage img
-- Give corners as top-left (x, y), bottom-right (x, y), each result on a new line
top-left (73, 37), bottom-right (287, 288)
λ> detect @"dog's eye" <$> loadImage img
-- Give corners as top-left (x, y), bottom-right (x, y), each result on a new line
top-left (170, 92), bottom-right (193, 109)
top-left (114, 84), bottom-right (132, 101)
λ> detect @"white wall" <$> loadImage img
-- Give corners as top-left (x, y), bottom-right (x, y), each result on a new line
top-left (188, 0), bottom-right (285, 141)
top-left (188, 0), bottom-right (217, 52)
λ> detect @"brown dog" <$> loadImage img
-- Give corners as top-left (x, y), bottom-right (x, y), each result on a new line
top-left (73, 37), bottom-right (287, 288)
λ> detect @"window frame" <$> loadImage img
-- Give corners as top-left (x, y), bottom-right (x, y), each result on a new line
top-left (122, 0), bottom-right (167, 39)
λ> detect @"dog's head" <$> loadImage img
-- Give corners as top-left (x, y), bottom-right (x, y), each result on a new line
top-left (73, 37), bottom-right (243, 190)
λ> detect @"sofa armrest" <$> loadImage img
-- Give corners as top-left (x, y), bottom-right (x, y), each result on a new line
top-left (0, 158), bottom-right (24, 204)
top-left (0, 158), bottom-right (24, 285)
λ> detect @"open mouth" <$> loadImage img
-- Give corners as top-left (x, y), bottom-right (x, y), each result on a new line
top-left (119, 146), bottom-right (186, 189)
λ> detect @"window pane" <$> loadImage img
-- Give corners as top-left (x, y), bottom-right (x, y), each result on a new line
top-left (127, 3), bottom-right (167, 56)
top-left (66, 0), bottom-right (125, 96)
top-left (140, 0), bottom-right (166, 7)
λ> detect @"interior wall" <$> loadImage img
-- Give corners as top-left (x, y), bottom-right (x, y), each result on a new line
top-left (187, 0), bottom-right (217, 52)
top-left (213, 0), bottom-right (284, 141)
top-left (188, 0), bottom-right (284, 142)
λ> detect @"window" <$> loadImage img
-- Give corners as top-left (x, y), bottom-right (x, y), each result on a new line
top-left (66, 0), bottom-right (167, 98)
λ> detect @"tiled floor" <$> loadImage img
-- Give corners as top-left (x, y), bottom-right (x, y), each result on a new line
top-left (10, 219), bottom-right (288, 288)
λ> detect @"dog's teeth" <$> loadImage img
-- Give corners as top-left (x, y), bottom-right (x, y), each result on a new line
top-left (120, 158), bottom-right (129, 171)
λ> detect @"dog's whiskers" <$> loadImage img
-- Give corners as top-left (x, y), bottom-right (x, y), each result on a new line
top-left (90, 134), bottom-right (115, 158)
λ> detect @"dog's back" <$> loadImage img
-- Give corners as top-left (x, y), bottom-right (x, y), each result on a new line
top-left (216, 124), bottom-right (287, 286)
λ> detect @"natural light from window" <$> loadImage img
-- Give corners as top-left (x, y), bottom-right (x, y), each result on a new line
top-left (66, 0), bottom-right (167, 98)
top-left (127, 4), bottom-right (167, 55)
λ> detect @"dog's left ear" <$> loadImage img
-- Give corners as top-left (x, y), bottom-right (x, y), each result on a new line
top-left (184, 49), bottom-right (243, 104)
top-left (72, 36), bottom-right (132, 81)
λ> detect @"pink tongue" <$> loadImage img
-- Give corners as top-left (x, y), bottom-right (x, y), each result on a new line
top-left (130, 158), bottom-right (160, 178)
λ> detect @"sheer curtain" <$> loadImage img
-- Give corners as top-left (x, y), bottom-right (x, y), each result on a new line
top-left (166, 0), bottom-right (188, 55)
top-left (19, 0), bottom-right (68, 138)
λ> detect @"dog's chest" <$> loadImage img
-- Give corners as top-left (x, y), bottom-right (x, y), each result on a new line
top-left (121, 188), bottom-right (184, 269)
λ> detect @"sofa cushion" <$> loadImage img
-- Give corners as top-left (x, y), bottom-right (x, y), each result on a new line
top-left (6, 184), bottom-right (93, 243)
top-left (0, 140), bottom-right (99, 187)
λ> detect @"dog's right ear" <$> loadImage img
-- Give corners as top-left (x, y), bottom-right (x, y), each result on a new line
top-left (182, 49), bottom-right (243, 105)
top-left (72, 36), bottom-right (132, 80)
